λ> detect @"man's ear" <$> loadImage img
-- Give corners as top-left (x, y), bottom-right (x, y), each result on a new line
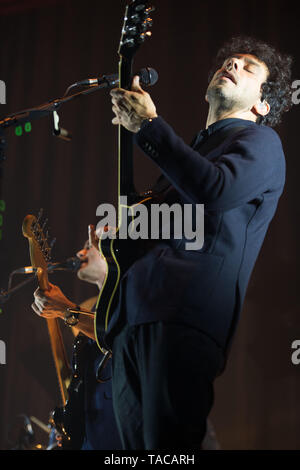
top-left (253, 99), bottom-right (270, 117)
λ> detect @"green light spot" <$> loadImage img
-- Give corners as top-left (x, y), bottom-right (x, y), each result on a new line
top-left (0, 200), bottom-right (5, 211)
top-left (0, 214), bottom-right (2, 226)
top-left (24, 122), bottom-right (32, 133)
top-left (15, 125), bottom-right (22, 136)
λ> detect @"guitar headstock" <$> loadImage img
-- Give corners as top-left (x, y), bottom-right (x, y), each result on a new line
top-left (22, 210), bottom-right (55, 290)
top-left (119, 0), bottom-right (155, 60)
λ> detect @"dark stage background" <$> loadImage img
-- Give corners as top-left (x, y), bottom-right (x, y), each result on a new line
top-left (0, 0), bottom-right (299, 450)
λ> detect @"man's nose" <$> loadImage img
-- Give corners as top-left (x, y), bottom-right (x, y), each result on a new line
top-left (226, 58), bottom-right (240, 71)
top-left (77, 249), bottom-right (87, 259)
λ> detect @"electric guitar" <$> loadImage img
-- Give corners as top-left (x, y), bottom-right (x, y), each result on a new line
top-left (22, 212), bottom-right (73, 445)
top-left (94, 0), bottom-right (155, 355)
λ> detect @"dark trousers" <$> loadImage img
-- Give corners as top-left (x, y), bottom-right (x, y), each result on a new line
top-left (111, 322), bottom-right (224, 450)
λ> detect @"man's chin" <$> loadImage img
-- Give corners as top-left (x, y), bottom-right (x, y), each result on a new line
top-left (77, 269), bottom-right (91, 282)
top-left (207, 85), bottom-right (238, 109)
top-left (207, 84), bottom-right (225, 100)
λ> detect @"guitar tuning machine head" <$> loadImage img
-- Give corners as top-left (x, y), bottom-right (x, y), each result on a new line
top-left (42, 244), bottom-right (52, 261)
top-left (126, 25), bottom-right (138, 36)
top-left (37, 208), bottom-right (44, 223)
top-left (43, 249), bottom-right (51, 261)
top-left (130, 13), bottom-right (140, 24)
top-left (122, 38), bottom-right (135, 48)
top-left (133, 4), bottom-right (155, 19)
top-left (134, 3), bottom-right (147, 12)
top-left (41, 218), bottom-right (48, 232)
top-left (137, 32), bottom-right (151, 43)
top-left (140, 18), bottom-right (152, 32)
top-left (146, 6), bottom-right (155, 14)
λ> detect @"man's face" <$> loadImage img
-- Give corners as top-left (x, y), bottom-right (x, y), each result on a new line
top-left (76, 232), bottom-right (104, 285)
top-left (206, 53), bottom-right (269, 115)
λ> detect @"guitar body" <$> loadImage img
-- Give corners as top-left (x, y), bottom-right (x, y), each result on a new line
top-left (51, 333), bottom-right (89, 450)
top-left (95, 0), bottom-right (155, 353)
top-left (95, 195), bottom-right (155, 351)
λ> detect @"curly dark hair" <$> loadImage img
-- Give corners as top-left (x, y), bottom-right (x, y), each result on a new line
top-left (208, 36), bottom-right (293, 127)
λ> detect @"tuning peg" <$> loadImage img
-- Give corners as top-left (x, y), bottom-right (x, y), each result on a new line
top-left (42, 239), bottom-right (51, 260)
top-left (146, 17), bottom-right (153, 26)
top-left (125, 25), bottom-right (138, 36)
top-left (42, 236), bottom-right (49, 248)
top-left (130, 13), bottom-right (140, 24)
top-left (34, 230), bottom-right (41, 241)
top-left (38, 235), bottom-right (44, 246)
top-left (137, 32), bottom-right (151, 43)
top-left (140, 18), bottom-right (153, 32)
top-left (44, 249), bottom-right (52, 262)
top-left (122, 38), bottom-right (135, 48)
top-left (37, 208), bottom-right (44, 223)
top-left (41, 218), bottom-right (48, 233)
top-left (42, 238), bottom-right (55, 262)
top-left (145, 5), bottom-right (155, 14)
top-left (134, 3), bottom-right (147, 12)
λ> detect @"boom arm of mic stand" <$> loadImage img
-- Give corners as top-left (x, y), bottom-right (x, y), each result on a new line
top-left (0, 275), bottom-right (36, 304)
top-left (0, 261), bottom-right (64, 305)
top-left (0, 80), bottom-right (115, 130)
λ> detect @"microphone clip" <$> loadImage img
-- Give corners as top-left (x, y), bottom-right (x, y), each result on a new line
top-left (52, 110), bottom-right (72, 142)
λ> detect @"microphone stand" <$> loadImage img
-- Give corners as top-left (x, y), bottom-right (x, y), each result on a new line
top-left (0, 274), bottom-right (36, 305)
top-left (0, 74), bottom-right (118, 132)
top-left (0, 130), bottom-right (6, 247)
top-left (0, 261), bottom-right (77, 305)
top-left (0, 74), bottom-right (119, 212)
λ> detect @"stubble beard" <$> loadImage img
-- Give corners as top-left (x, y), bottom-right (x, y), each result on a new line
top-left (206, 84), bottom-right (240, 119)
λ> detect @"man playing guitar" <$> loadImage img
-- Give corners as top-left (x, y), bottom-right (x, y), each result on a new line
top-left (32, 226), bottom-right (121, 450)
top-left (33, 34), bottom-right (293, 449)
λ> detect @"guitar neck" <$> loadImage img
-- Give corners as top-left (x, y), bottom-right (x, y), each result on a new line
top-left (36, 267), bottom-right (71, 406)
top-left (117, 56), bottom-right (137, 226)
top-left (116, 0), bottom-right (155, 224)
top-left (46, 318), bottom-right (71, 406)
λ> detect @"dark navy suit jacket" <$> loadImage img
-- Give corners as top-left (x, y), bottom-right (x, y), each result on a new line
top-left (106, 117), bottom-right (285, 353)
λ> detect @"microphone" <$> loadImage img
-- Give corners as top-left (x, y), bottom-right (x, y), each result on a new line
top-left (136, 67), bottom-right (158, 87)
top-left (70, 67), bottom-right (158, 90)
top-left (11, 257), bottom-right (82, 276)
top-left (47, 257), bottom-right (82, 272)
